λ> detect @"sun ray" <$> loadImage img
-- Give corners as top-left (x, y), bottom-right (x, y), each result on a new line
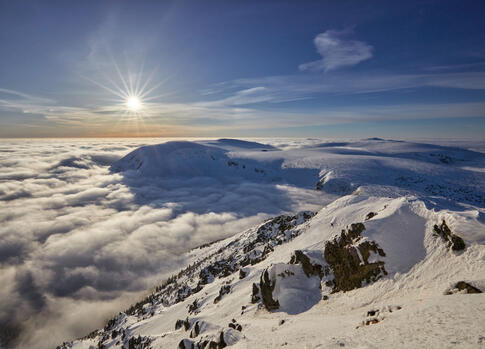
top-left (113, 59), bottom-right (133, 97)
top-left (81, 76), bottom-right (127, 100)
top-left (134, 58), bottom-right (145, 97)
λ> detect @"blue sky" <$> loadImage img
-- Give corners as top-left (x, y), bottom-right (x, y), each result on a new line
top-left (0, 0), bottom-right (484, 138)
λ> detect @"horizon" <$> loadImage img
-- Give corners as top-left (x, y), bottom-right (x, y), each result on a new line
top-left (1, 0), bottom-right (485, 138)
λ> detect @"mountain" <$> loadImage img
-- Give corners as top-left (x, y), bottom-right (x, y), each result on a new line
top-left (60, 139), bottom-right (485, 349)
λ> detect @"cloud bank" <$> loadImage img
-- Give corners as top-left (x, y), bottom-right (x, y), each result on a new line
top-left (0, 138), bottom-right (326, 349)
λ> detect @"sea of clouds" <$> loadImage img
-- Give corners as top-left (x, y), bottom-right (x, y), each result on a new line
top-left (0, 138), bottom-right (329, 349)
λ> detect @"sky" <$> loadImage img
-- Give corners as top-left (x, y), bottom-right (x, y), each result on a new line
top-left (0, 0), bottom-right (485, 139)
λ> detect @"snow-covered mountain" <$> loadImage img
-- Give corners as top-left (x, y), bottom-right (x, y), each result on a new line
top-left (60, 139), bottom-right (485, 349)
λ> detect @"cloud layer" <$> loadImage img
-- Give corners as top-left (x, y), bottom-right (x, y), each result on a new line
top-left (0, 138), bottom-right (326, 348)
top-left (299, 29), bottom-right (373, 72)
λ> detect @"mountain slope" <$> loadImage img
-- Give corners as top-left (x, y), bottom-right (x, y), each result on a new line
top-left (59, 194), bottom-right (485, 349)
top-left (59, 139), bottom-right (485, 349)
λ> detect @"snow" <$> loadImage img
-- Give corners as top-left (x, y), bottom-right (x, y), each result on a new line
top-left (13, 138), bottom-right (485, 349)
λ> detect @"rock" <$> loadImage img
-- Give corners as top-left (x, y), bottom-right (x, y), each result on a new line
top-left (188, 299), bottom-right (199, 314)
top-left (175, 319), bottom-right (184, 330)
top-left (260, 268), bottom-right (280, 311)
top-left (183, 317), bottom-right (191, 331)
top-left (219, 331), bottom-right (227, 348)
top-left (214, 285), bottom-right (231, 304)
top-left (198, 340), bottom-right (219, 349)
top-left (367, 310), bottom-right (377, 316)
top-left (365, 212), bottom-right (377, 220)
top-left (190, 321), bottom-right (200, 338)
top-left (433, 220), bottom-right (465, 251)
top-left (228, 323), bottom-right (242, 331)
top-left (239, 269), bottom-right (247, 279)
top-left (289, 250), bottom-right (324, 278)
top-left (178, 338), bottom-right (194, 349)
top-left (251, 283), bottom-right (260, 303)
top-left (324, 223), bottom-right (387, 292)
top-left (446, 281), bottom-right (482, 294)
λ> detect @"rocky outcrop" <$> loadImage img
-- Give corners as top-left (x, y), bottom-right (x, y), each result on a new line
top-left (365, 212), bottom-right (377, 220)
top-left (289, 250), bottom-right (324, 278)
top-left (260, 269), bottom-right (280, 310)
top-left (214, 285), bottom-right (231, 304)
top-left (324, 223), bottom-right (387, 293)
top-left (433, 220), bottom-right (465, 251)
top-left (445, 281), bottom-right (482, 295)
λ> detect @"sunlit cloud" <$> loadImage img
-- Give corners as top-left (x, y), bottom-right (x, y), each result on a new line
top-left (299, 29), bottom-right (373, 72)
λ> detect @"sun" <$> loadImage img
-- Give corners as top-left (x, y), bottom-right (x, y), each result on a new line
top-left (126, 96), bottom-right (142, 111)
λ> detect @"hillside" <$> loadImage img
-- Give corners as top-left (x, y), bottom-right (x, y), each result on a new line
top-left (59, 139), bottom-right (485, 349)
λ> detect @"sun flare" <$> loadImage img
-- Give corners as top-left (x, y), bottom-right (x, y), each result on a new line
top-left (126, 96), bottom-right (142, 111)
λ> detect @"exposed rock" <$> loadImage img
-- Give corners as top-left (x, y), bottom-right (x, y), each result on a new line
top-left (190, 321), bottom-right (200, 338)
top-left (324, 223), bottom-right (387, 293)
top-left (289, 250), bottom-right (324, 278)
top-left (228, 322), bottom-right (242, 331)
top-left (178, 338), bottom-right (194, 349)
top-left (433, 220), bottom-right (465, 251)
top-left (197, 340), bottom-right (219, 349)
top-left (214, 285), bottom-right (231, 304)
top-left (175, 319), bottom-right (184, 330)
top-left (357, 305), bottom-right (402, 328)
top-left (260, 268), bottom-right (280, 311)
top-left (126, 335), bottom-right (152, 349)
top-left (219, 331), bottom-right (227, 348)
top-left (188, 299), bottom-right (199, 314)
top-left (445, 281), bottom-right (482, 294)
top-left (239, 269), bottom-right (247, 279)
top-left (365, 212), bottom-right (377, 220)
top-left (251, 283), bottom-right (260, 303)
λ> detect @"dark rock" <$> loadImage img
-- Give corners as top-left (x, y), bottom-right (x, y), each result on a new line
top-left (178, 338), bottom-right (194, 349)
top-left (183, 317), bottom-right (191, 331)
top-left (239, 269), bottom-right (247, 279)
top-left (365, 212), bottom-right (377, 220)
top-left (433, 220), bottom-right (465, 251)
top-left (446, 281), bottom-right (482, 294)
top-left (228, 322), bottom-right (242, 332)
top-left (219, 331), bottom-right (227, 348)
top-left (214, 285), bottom-right (231, 304)
top-left (190, 321), bottom-right (200, 338)
top-left (289, 250), bottom-right (324, 278)
top-left (251, 283), bottom-right (260, 303)
top-left (260, 269), bottom-right (280, 311)
top-left (198, 340), bottom-right (219, 349)
top-left (188, 299), bottom-right (199, 314)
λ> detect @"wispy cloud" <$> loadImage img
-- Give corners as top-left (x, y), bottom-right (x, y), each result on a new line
top-left (299, 29), bottom-right (373, 72)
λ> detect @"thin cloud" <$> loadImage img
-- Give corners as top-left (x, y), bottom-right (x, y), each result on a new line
top-left (299, 29), bottom-right (373, 72)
